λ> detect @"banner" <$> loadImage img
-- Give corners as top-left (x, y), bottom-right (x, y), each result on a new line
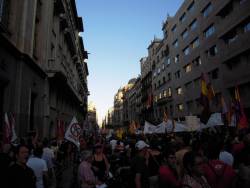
top-left (65, 116), bottom-right (82, 147)
top-left (173, 122), bottom-right (188, 133)
top-left (144, 120), bottom-right (187, 134)
top-left (185, 116), bottom-right (200, 132)
top-left (154, 122), bottom-right (166, 134)
top-left (199, 113), bottom-right (224, 130)
top-left (143, 121), bottom-right (156, 134)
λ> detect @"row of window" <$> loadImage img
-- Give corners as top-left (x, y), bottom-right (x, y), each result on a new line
top-left (153, 56), bottom-right (202, 80)
top-left (172, 1), bottom-right (213, 34)
top-left (154, 68), bottom-right (219, 100)
top-left (154, 87), bottom-right (172, 102)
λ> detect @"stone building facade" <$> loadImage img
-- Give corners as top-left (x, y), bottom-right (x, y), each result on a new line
top-left (0, 0), bottom-right (88, 138)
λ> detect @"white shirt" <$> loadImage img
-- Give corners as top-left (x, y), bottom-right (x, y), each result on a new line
top-left (110, 139), bottom-right (117, 151)
top-left (27, 157), bottom-right (48, 188)
top-left (219, 151), bottom-right (234, 166)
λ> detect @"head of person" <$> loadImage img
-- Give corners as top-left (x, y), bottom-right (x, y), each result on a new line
top-left (81, 150), bottom-right (93, 163)
top-left (79, 136), bottom-right (87, 149)
top-left (243, 133), bottom-right (250, 148)
top-left (94, 144), bottom-right (103, 154)
top-left (43, 138), bottom-right (49, 148)
top-left (33, 146), bottom-right (43, 158)
top-left (135, 140), bottom-right (149, 155)
top-left (164, 149), bottom-right (177, 168)
top-left (205, 138), bottom-right (221, 160)
top-left (15, 145), bottom-right (29, 165)
top-left (183, 151), bottom-right (204, 177)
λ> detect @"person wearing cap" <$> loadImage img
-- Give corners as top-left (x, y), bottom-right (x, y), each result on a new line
top-left (131, 140), bottom-right (150, 188)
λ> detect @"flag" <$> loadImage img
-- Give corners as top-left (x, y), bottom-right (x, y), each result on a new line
top-left (221, 96), bottom-right (230, 125)
top-left (146, 93), bottom-right (153, 109)
top-left (129, 121), bottom-right (136, 134)
top-left (200, 73), bottom-right (209, 109)
top-left (200, 73), bottom-right (214, 124)
top-left (65, 116), bottom-right (82, 147)
top-left (234, 87), bottom-right (248, 129)
top-left (163, 110), bottom-right (168, 122)
top-left (207, 83), bottom-right (215, 101)
top-left (3, 113), bottom-right (11, 144)
top-left (9, 113), bottom-right (17, 143)
top-left (57, 119), bottom-right (65, 141)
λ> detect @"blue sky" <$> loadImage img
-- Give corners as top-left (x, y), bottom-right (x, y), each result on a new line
top-left (76, 0), bottom-right (184, 125)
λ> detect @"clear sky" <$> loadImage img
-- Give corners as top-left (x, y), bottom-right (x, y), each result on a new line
top-left (76, 0), bottom-right (184, 125)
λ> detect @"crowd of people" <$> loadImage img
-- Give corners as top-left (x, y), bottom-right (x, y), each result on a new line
top-left (0, 126), bottom-right (250, 188)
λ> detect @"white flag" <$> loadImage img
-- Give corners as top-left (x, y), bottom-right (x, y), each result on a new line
top-left (65, 116), bottom-right (82, 147)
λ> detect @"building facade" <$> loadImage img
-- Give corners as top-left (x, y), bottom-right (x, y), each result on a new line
top-left (140, 57), bottom-right (154, 124)
top-left (151, 0), bottom-right (250, 121)
top-left (123, 76), bottom-right (141, 125)
top-left (0, 0), bottom-right (88, 138)
top-left (84, 101), bottom-right (98, 134)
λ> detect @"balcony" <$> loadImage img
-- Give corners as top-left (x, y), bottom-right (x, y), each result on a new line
top-left (59, 13), bottom-right (68, 30)
top-left (54, 0), bottom-right (65, 15)
top-left (64, 28), bottom-right (76, 56)
top-left (220, 32), bottom-right (250, 63)
top-left (156, 96), bottom-right (173, 105)
top-left (217, 0), bottom-right (250, 38)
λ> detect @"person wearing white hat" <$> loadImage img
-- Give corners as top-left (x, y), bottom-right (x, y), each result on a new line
top-left (135, 140), bottom-right (150, 151)
top-left (131, 140), bottom-right (150, 188)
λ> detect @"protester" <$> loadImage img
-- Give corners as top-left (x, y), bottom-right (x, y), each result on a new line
top-left (159, 149), bottom-right (180, 188)
top-left (235, 133), bottom-right (250, 188)
top-left (131, 140), bottom-right (150, 188)
top-left (0, 143), bottom-right (14, 187)
top-left (42, 138), bottom-right (56, 187)
top-left (175, 134), bottom-right (192, 177)
top-left (182, 151), bottom-right (211, 188)
top-left (7, 145), bottom-right (36, 188)
top-left (201, 137), bottom-right (236, 188)
top-left (78, 150), bottom-right (98, 188)
top-left (92, 143), bottom-right (110, 182)
top-left (148, 144), bottom-right (162, 188)
top-left (27, 145), bottom-right (48, 188)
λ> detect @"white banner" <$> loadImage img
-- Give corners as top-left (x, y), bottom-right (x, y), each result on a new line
top-left (154, 122), bottom-right (166, 134)
top-left (65, 116), bottom-right (82, 147)
top-left (174, 122), bottom-right (188, 133)
top-left (199, 113), bottom-right (224, 130)
top-left (143, 121), bottom-right (156, 134)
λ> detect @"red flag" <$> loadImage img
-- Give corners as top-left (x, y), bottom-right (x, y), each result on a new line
top-left (3, 113), bottom-right (11, 144)
top-left (57, 119), bottom-right (65, 140)
top-left (146, 93), bottom-right (153, 109)
top-left (234, 87), bottom-right (248, 129)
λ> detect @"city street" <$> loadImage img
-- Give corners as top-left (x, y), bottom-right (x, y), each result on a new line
top-left (1, 0), bottom-right (250, 188)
